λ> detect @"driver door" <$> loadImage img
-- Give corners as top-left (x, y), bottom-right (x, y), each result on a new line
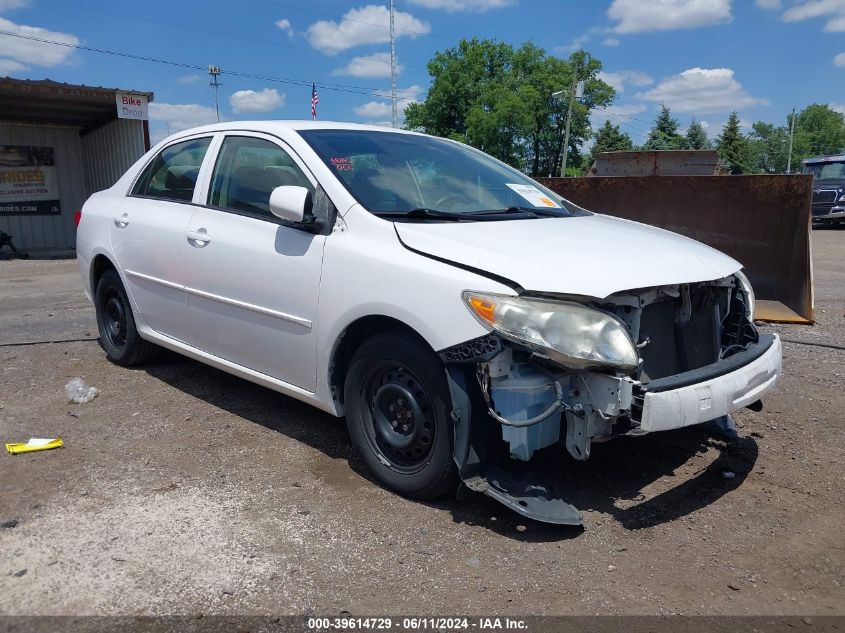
top-left (181, 133), bottom-right (326, 391)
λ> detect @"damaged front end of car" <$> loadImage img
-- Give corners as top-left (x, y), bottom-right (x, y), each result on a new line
top-left (441, 273), bottom-right (782, 525)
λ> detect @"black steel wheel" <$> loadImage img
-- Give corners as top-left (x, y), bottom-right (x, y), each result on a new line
top-left (94, 268), bottom-right (156, 366)
top-left (345, 330), bottom-right (458, 499)
top-left (102, 287), bottom-right (128, 349)
top-left (363, 363), bottom-right (436, 474)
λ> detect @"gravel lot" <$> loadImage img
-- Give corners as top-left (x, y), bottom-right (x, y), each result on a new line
top-left (0, 229), bottom-right (842, 617)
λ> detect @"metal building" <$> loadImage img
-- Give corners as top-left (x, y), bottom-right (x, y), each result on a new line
top-left (0, 78), bottom-right (153, 256)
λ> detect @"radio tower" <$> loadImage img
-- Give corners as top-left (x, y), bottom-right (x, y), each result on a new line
top-left (389, 0), bottom-right (398, 128)
top-left (208, 65), bottom-right (222, 123)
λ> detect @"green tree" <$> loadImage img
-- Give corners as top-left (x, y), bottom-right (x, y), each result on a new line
top-left (404, 38), bottom-right (513, 141)
top-left (748, 121), bottom-right (789, 173)
top-left (404, 39), bottom-right (615, 175)
top-left (643, 105), bottom-right (686, 150)
top-left (589, 120), bottom-right (634, 163)
top-left (716, 111), bottom-right (753, 174)
top-left (788, 104), bottom-right (845, 170)
top-left (685, 119), bottom-right (711, 150)
top-left (464, 83), bottom-right (532, 167)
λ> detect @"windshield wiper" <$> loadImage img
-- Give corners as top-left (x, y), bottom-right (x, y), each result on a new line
top-left (477, 206), bottom-right (567, 218)
top-left (373, 208), bottom-right (473, 221)
top-left (373, 206), bottom-right (559, 222)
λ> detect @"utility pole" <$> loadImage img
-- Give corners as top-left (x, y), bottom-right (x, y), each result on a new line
top-left (208, 65), bottom-right (221, 123)
top-left (786, 107), bottom-right (796, 173)
top-left (389, 0), bottom-right (398, 128)
top-left (555, 75), bottom-right (583, 177)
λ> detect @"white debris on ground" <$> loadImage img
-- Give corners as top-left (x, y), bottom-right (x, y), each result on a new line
top-left (65, 378), bottom-right (99, 404)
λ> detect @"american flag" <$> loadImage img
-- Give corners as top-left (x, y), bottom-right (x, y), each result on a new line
top-left (311, 81), bottom-right (319, 120)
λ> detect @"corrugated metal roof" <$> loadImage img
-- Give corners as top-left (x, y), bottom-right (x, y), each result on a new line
top-left (0, 77), bottom-right (154, 131)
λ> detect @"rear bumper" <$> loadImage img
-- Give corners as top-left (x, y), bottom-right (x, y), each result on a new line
top-left (635, 333), bottom-right (782, 433)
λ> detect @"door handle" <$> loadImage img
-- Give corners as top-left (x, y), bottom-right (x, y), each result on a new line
top-left (113, 214), bottom-right (130, 228)
top-left (186, 229), bottom-right (211, 246)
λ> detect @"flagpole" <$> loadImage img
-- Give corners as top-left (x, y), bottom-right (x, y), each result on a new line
top-left (390, 0), bottom-right (398, 128)
top-left (311, 75), bottom-right (319, 121)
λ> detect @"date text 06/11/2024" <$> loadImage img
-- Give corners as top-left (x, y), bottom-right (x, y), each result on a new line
top-left (306, 617), bottom-right (529, 630)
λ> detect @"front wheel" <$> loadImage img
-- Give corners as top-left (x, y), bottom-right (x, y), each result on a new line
top-left (344, 331), bottom-right (458, 499)
top-left (94, 269), bottom-right (156, 366)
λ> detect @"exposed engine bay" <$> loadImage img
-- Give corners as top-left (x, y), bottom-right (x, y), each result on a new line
top-left (441, 274), bottom-right (779, 525)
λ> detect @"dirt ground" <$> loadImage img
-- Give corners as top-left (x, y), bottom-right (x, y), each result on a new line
top-left (0, 230), bottom-right (843, 617)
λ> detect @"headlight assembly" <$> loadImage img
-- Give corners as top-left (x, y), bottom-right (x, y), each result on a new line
top-left (463, 291), bottom-right (638, 372)
top-left (735, 270), bottom-right (756, 322)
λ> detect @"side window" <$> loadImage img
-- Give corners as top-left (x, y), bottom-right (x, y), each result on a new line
top-left (132, 137), bottom-right (211, 201)
top-left (208, 136), bottom-right (313, 219)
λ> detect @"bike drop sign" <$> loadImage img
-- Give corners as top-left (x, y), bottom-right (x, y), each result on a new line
top-left (115, 92), bottom-right (148, 120)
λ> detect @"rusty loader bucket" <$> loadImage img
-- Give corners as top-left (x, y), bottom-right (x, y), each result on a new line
top-left (538, 175), bottom-right (814, 324)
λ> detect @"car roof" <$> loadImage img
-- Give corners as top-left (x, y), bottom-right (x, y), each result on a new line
top-left (803, 154), bottom-right (845, 164)
top-left (169, 120), bottom-right (423, 138)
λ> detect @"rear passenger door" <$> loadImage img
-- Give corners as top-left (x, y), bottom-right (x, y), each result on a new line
top-left (112, 135), bottom-right (213, 342)
top-left (181, 133), bottom-right (326, 391)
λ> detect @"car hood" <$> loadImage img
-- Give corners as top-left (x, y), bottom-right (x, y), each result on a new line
top-left (395, 214), bottom-right (742, 299)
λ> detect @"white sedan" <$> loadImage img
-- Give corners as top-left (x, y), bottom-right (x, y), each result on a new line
top-left (77, 121), bottom-right (781, 525)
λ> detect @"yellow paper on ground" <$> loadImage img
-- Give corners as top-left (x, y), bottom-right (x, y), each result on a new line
top-left (5, 438), bottom-right (64, 455)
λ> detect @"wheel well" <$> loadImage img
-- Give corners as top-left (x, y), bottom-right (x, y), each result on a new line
top-left (330, 316), bottom-right (433, 406)
top-left (90, 254), bottom-right (117, 295)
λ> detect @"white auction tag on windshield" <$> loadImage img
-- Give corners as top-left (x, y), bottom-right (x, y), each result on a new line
top-left (505, 184), bottom-right (561, 208)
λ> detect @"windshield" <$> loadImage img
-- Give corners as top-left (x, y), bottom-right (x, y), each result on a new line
top-left (299, 129), bottom-right (586, 218)
top-left (804, 160), bottom-right (845, 181)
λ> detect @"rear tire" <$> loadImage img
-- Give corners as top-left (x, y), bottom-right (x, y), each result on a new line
top-left (94, 269), bottom-right (156, 366)
top-left (344, 330), bottom-right (458, 500)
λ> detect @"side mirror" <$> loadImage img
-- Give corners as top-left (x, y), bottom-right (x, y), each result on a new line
top-left (269, 186), bottom-right (312, 223)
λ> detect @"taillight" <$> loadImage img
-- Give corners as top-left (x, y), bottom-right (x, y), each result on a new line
top-left (74, 210), bottom-right (82, 227)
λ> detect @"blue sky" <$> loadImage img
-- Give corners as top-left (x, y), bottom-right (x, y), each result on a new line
top-left (1, 0), bottom-right (843, 144)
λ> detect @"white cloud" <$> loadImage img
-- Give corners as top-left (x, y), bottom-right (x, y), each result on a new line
top-left (0, 0), bottom-right (30, 10)
top-left (0, 17), bottom-right (79, 70)
top-left (597, 69), bottom-right (654, 93)
top-left (556, 33), bottom-right (591, 53)
top-left (148, 103), bottom-right (219, 144)
top-left (782, 0), bottom-right (845, 31)
top-left (835, 52), bottom-right (845, 66)
top-left (555, 26), bottom-right (608, 53)
top-left (636, 67), bottom-right (767, 114)
top-left (783, 0), bottom-right (844, 18)
top-left (177, 74), bottom-right (203, 84)
top-left (307, 5), bottom-right (429, 55)
top-left (275, 18), bottom-right (294, 37)
top-left (0, 58), bottom-right (25, 73)
top-left (406, 0), bottom-right (515, 12)
top-left (149, 103), bottom-right (218, 128)
top-left (607, 0), bottom-right (732, 33)
top-left (831, 103), bottom-right (845, 115)
top-left (229, 88), bottom-right (285, 114)
top-left (755, 0), bottom-right (781, 9)
top-left (334, 52), bottom-right (399, 78)
top-left (354, 85), bottom-right (421, 122)
top-left (354, 101), bottom-right (392, 118)
top-left (826, 13), bottom-right (845, 29)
